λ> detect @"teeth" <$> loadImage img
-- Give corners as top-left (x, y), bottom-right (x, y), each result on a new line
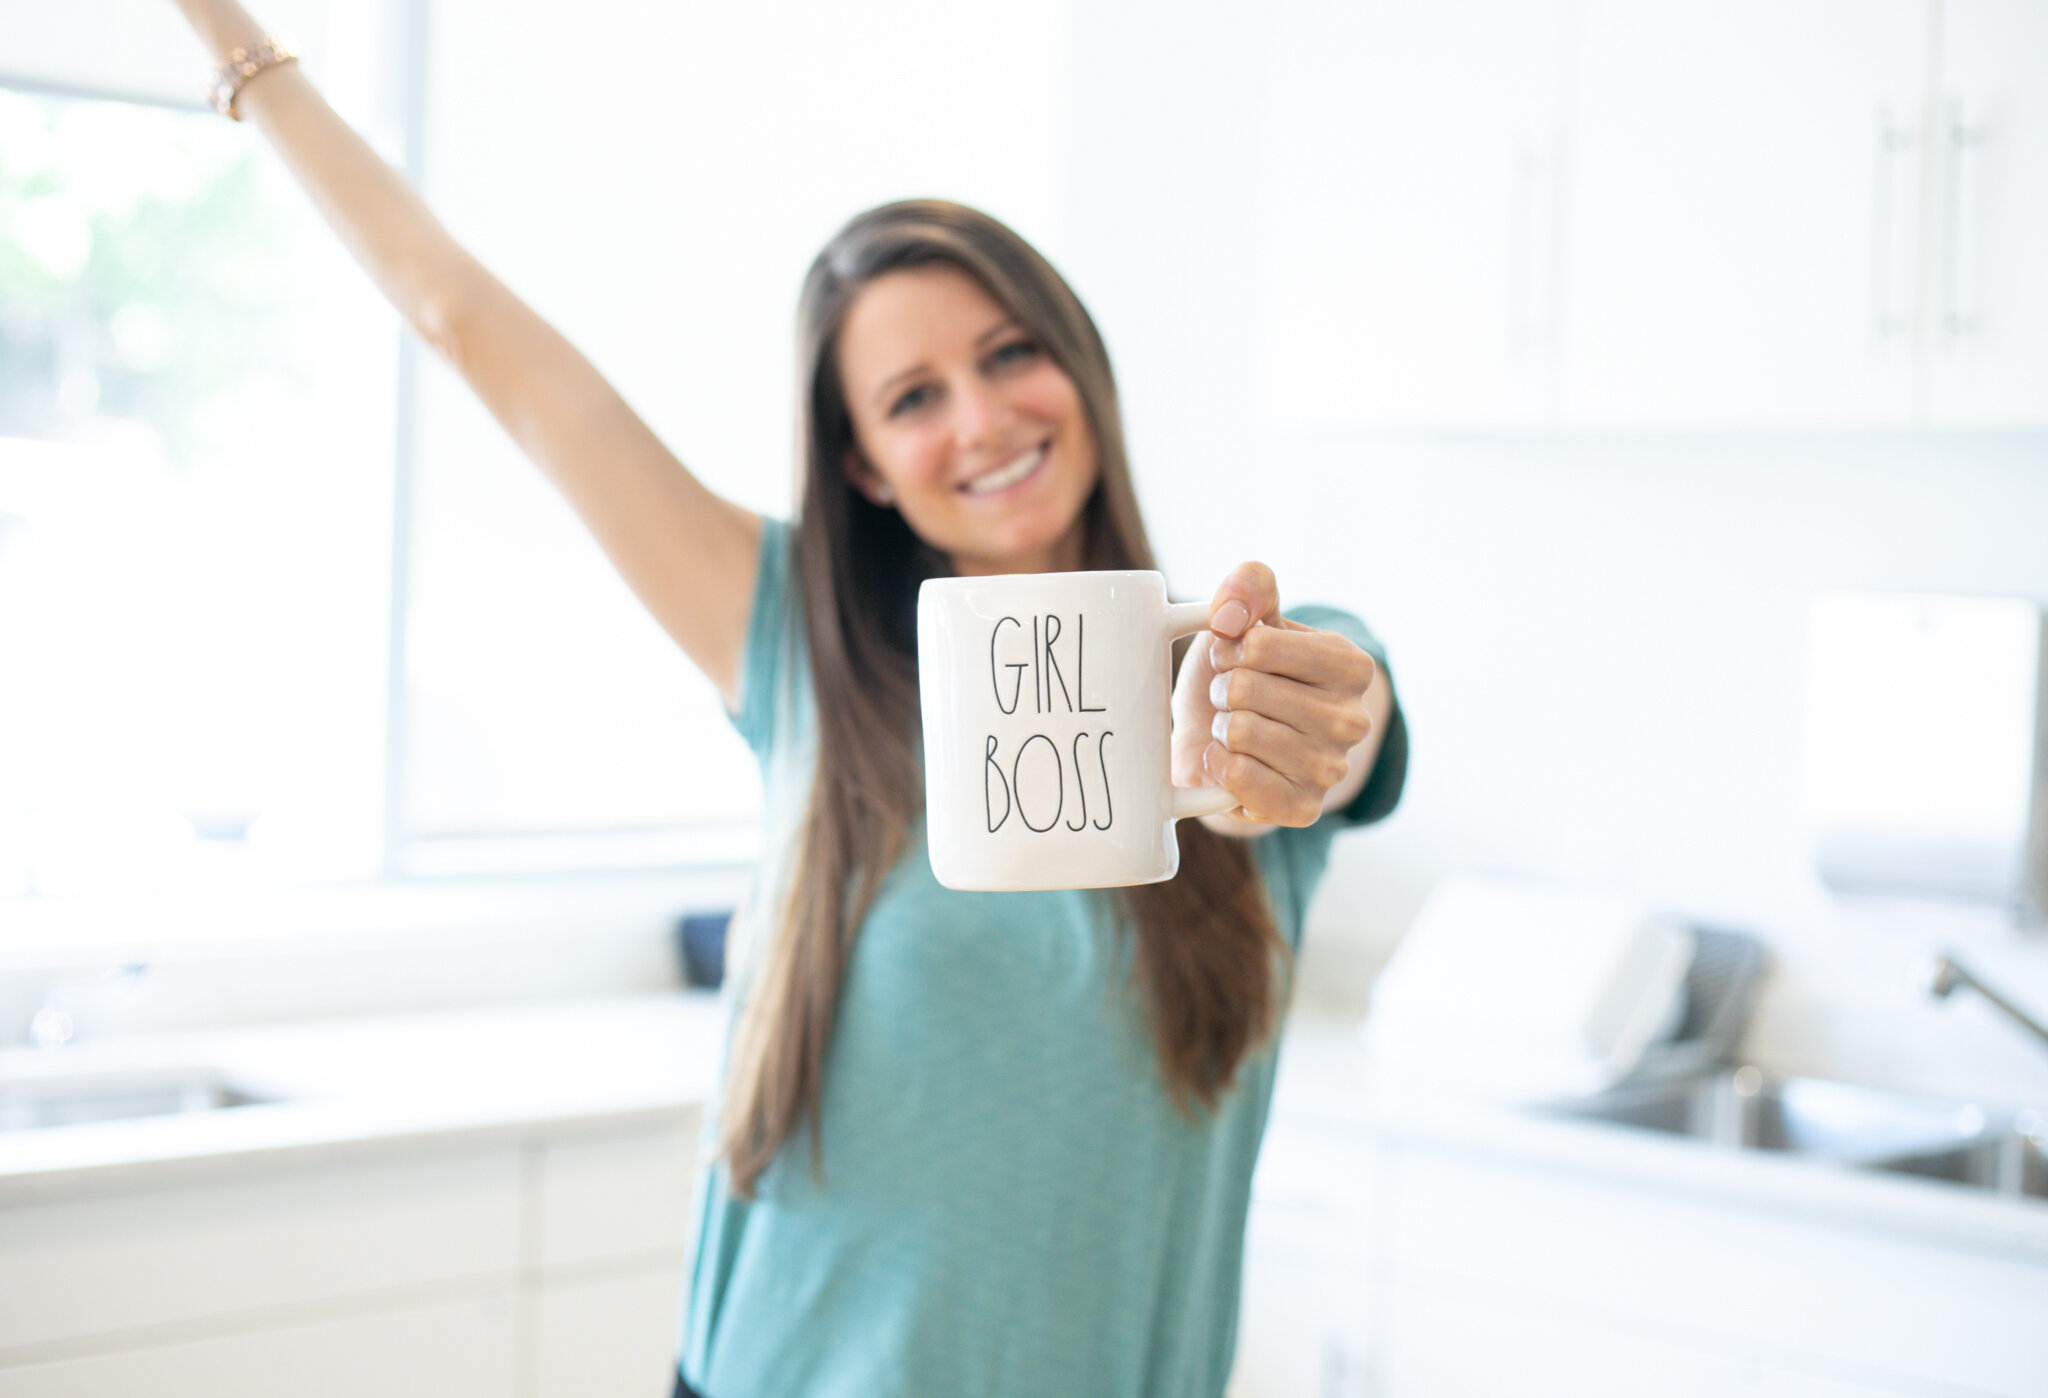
top-left (963, 446), bottom-right (1045, 496)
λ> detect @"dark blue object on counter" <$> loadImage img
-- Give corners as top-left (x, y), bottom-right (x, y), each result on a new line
top-left (676, 910), bottom-right (732, 989)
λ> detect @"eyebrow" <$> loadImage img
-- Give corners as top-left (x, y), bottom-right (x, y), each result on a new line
top-left (869, 318), bottom-right (1023, 411)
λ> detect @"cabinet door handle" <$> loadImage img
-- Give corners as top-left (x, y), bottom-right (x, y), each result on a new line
top-left (1507, 135), bottom-right (1557, 367)
top-left (1939, 95), bottom-right (1986, 346)
top-left (1320, 1334), bottom-right (1356, 1398)
top-left (1509, 141), bottom-right (1539, 358)
top-left (1869, 103), bottom-right (1916, 346)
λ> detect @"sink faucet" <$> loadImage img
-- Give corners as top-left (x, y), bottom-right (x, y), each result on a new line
top-left (1927, 953), bottom-right (2048, 1056)
top-left (16, 963), bottom-right (152, 1050)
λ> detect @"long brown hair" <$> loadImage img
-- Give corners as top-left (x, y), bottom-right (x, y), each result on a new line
top-left (718, 200), bottom-right (1286, 1196)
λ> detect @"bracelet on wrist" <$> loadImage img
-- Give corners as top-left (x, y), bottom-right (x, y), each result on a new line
top-left (209, 36), bottom-right (298, 121)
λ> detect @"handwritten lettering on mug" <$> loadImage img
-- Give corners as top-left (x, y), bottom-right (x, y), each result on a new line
top-left (980, 612), bottom-right (1114, 834)
top-left (918, 572), bottom-right (1233, 892)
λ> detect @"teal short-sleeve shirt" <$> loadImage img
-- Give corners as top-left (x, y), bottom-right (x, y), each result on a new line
top-left (679, 518), bottom-right (1406, 1397)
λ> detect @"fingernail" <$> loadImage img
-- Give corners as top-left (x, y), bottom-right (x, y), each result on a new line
top-left (1213, 600), bottom-right (1251, 637)
top-left (1210, 711), bottom-right (1231, 745)
top-left (1208, 673), bottom-right (1229, 708)
top-left (1203, 743), bottom-right (1220, 776)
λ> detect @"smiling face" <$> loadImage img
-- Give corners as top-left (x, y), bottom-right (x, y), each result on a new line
top-left (835, 263), bottom-right (1100, 577)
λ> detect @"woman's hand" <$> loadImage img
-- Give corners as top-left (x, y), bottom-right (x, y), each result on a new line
top-left (1170, 562), bottom-right (1381, 830)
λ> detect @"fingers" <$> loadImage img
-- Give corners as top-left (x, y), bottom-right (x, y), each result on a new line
top-left (1202, 741), bottom-right (1330, 827)
top-left (1190, 568), bottom-right (1379, 823)
top-left (1210, 706), bottom-right (1360, 790)
top-left (1210, 622), bottom-right (1378, 695)
top-left (1208, 667), bottom-right (1375, 751)
top-left (1199, 617), bottom-right (1379, 825)
top-left (1207, 561), bottom-right (1281, 639)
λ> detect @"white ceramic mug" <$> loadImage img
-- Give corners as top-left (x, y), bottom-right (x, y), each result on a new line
top-left (917, 570), bottom-right (1235, 891)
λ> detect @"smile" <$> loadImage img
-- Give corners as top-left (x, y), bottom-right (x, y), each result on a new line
top-left (960, 444), bottom-right (1048, 498)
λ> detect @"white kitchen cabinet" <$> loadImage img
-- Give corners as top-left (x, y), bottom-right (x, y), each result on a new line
top-left (0, 1112), bottom-right (702, 1397)
top-left (1228, 1120), bottom-right (1388, 1398)
top-left (1262, 0), bottom-right (1569, 431)
top-left (1385, 1145), bottom-right (2048, 1398)
top-left (1231, 1113), bottom-right (2048, 1398)
top-left (1923, 0), bottom-right (2048, 424)
top-left (535, 1120), bottom-right (698, 1269)
top-left (1255, 0), bottom-right (2048, 432)
top-left (1383, 1275), bottom-right (1912, 1398)
top-left (528, 1120), bottom-right (699, 1398)
top-left (530, 1269), bottom-right (683, 1398)
top-left (1561, 0), bottom-right (1926, 429)
top-left (0, 1148), bottom-right (523, 1351)
top-left (1233, 1237), bottom-right (1376, 1398)
top-left (0, 1294), bottom-right (518, 1398)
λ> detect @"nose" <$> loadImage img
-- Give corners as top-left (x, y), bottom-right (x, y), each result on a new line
top-left (950, 374), bottom-right (1004, 452)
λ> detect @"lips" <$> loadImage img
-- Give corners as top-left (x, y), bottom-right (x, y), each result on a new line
top-left (960, 443), bottom-right (1048, 497)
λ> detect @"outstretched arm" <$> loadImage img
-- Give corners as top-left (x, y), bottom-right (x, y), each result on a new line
top-left (172, 0), bottom-right (760, 708)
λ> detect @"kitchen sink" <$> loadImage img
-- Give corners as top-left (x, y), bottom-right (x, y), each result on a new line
top-left (1542, 1066), bottom-right (2048, 1200)
top-left (0, 1066), bottom-right (279, 1133)
top-left (1878, 1129), bottom-right (2048, 1197)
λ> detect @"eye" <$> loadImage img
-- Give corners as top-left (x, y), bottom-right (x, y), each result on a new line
top-left (987, 338), bottom-right (1041, 371)
top-left (888, 383), bottom-right (935, 418)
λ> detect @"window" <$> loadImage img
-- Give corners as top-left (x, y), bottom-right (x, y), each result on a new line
top-left (0, 85), bottom-right (395, 897)
top-left (0, 11), bottom-right (764, 907)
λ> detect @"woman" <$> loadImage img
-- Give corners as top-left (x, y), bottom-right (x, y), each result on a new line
top-left (173, 4), bottom-right (1406, 1394)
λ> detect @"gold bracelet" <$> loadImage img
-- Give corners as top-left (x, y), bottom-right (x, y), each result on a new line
top-left (208, 37), bottom-right (298, 121)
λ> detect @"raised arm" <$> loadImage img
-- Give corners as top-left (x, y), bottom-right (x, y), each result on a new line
top-left (172, 0), bottom-right (760, 708)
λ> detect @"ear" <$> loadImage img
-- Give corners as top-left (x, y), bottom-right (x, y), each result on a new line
top-left (843, 448), bottom-right (896, 507)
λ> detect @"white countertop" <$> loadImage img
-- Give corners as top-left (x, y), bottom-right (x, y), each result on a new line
top-left (4, 992), bottom-right (2045, 1265)
top-left (0, 991), bottom-right (728, 1203)
top-left (1269, 1015), bottom-right (2048, 1265)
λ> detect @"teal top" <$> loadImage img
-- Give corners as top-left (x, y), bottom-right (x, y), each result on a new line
top-left (679, 518), bottom-right (1407, 1398)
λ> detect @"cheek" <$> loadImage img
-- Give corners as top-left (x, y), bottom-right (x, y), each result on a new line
top-left (874, 424), bottom-right (952, 490)
top-left (1031, 370), bottom-right (1084, 421)
top-left (1012, 369), bottom-right (1090, 449)
top-left (1041, 381), bottom-right (1097, 475)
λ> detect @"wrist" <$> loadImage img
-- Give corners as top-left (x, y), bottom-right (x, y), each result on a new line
top-left (208, 36), bottom-right (298, 120)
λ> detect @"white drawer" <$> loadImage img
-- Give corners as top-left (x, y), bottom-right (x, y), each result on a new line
top-left (0, 1292), bottom-right (517, 1398)
top-left (531, 1267), bottom-right (682, 1398)
top-left (0, 1147), bottom-right (521, 1352)
top-left (535, 1114), bottom-right (700, 1270)
top-left (1388, 1147), bottom-right (2048, 1397)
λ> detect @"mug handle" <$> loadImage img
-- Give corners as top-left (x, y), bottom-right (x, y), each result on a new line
top-left (1163, 600), bottom-right (1239, 821)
